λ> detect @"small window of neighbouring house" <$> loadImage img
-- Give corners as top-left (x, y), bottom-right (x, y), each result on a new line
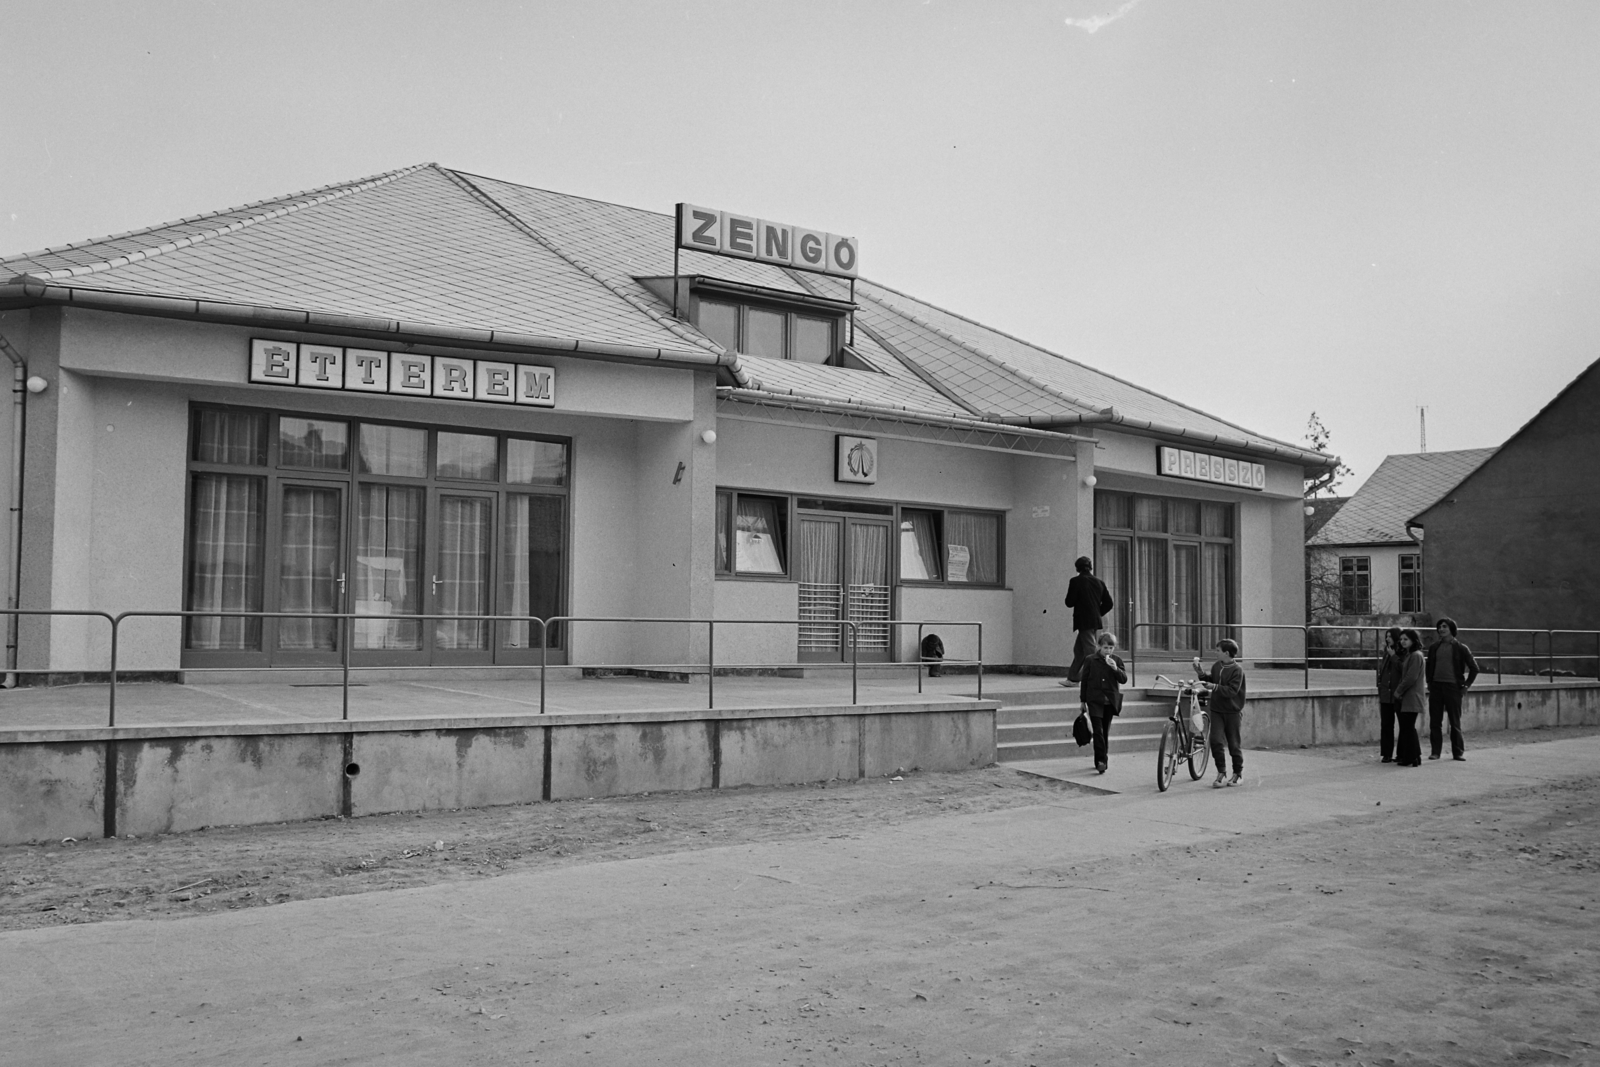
top-left (1400, 554), bottom-right (1423, 613)
top-left (1340, 556), bottom-right (1371, 615)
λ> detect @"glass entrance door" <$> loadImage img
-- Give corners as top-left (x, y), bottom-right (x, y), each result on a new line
top-left (796, 514), bottom-right (893, 662)
top-left (271, 481), bottom-right (345, 664)
top-left (351, 483), bottom-right (425, 661)
top-left (846, 519), bottom-right (891, 657)
top-left (797, 516), bottom-right (843, 659)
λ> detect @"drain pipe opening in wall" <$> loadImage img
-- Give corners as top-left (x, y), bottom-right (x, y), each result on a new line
top-left (0, 334), bottom-right (25, 689)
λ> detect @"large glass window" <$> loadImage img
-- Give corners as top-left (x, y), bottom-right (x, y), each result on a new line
top-left (719, 493), bottom-right (1002, 588)
top-left (184, 405), bottom-right (569, 664)
top-left (944, 511), bottom-right (999, 584)
top-left (185, 471), bottom-right (265, 651)
top-left (1095, 489), bottom-right (1235, 653)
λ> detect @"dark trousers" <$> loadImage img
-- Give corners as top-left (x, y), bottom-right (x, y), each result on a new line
top-left (1429, 684), bottom-right (1465, 758)
top-left (1379, 701), bottom-right (1398, 760)
top-left (1087, 703), bottom-right (1113, 765)
top-left (1210, 709), bottom-right (1243, 777)
top-left (1396, 712), bottom-right (1421, 765)
top-left (1066, 628), bottom-right (1099, 683)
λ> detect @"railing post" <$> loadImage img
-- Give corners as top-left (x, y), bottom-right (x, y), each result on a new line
top-left (976, 623), bottom-right (983, 702)
top-left (1129, 624), bottom-right (1138, 691)
top-left (707, 619), bottom-right (715, 711)
top-left (1303, 626), bottom-right (1310, 691)
top-left (1548, 629), bottom-right (1555, 683)
top-left (916, 622), bottom-right (924, 695)
top-left (851, 621), bottom-right (858, 705)
top-left (539, 618), bottom-right (548, 715)
top-left (107, 613), bottom-right (119, 729)
top-left (340, 613), bottom-right (350, 722)
top-left (1497, 630), bottom-right (1502, 684)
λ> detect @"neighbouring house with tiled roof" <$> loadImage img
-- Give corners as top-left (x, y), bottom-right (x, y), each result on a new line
top-left (0, 164), bottom-right (1337, 681)
top-left (1306, 449), bottom-right (1496, 622)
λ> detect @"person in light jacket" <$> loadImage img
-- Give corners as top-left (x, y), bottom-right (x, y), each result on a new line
top-left (1079, 632), bottom-right (1127, 775)
top-left (1194, 638), bottom-right (1247, 788)
top-left (1376, 626), bottom-right (1404, 763)
top-left (1391, 628), bottom-right (1426, 767)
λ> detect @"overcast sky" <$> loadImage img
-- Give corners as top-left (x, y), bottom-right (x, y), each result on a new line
top-left (4, 0), bottom-right (1597, 489)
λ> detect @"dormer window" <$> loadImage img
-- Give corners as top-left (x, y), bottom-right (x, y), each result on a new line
top-left (695, 298), bottom-right (840, 365)
top-left (634, 274), bottom-right (858, 367)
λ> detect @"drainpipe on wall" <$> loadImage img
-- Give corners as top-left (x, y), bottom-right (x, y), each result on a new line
top-left (0, 334), bottom-right (24, 688)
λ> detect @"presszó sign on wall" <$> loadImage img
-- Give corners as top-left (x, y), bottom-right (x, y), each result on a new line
top-left (1158, 446), bottom-right (1266, 491)
top-left (249, 340), bottom-right (556, 407)
top-left (677, 203), bottom-right (858, 279)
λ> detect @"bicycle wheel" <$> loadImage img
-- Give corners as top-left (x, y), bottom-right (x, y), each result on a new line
top-left (1156, 722), bottom-right (1177, 792)
top-left (1187, 714), bottom-right (1211, 780)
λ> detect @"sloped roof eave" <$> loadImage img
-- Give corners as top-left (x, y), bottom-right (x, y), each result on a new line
top-left (3, 279), bottom-right (738, 372)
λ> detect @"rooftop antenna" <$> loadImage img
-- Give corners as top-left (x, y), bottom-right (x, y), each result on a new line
top-left (1418, 406), bottom-right (1428, 453)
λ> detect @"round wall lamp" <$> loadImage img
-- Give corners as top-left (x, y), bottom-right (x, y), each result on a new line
top-left (25, 376), bottom-right (48, 394)
top-left (1082, 474), bottom-right (1097, 488)
top-left (1304, 505), bottom-right (1316, 517)
top-left (700, 429), bottom-right (717, 445)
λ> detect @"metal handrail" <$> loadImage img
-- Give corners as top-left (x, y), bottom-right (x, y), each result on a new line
top-left (42, 609), bottom-right (991, 726)
top-left (1127, 620), bottom-right (1600, 691)
top-left (907, 620), bottom-right (986, 700)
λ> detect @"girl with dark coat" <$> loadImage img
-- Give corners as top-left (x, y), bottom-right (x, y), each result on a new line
top-left (1079, 631), bottom-right (1127, 774)
top-left (1391, 628), bottom-right (1426, 767)
top-left (1376, 627), bottom-right (1404, 762)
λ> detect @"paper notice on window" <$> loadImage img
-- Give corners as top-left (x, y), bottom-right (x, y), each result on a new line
top-left (947, 544), bottom-right (970, 583)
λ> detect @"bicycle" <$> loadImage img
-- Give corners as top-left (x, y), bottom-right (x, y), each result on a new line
top-left (1152, 674), bottom-right (1212, 792)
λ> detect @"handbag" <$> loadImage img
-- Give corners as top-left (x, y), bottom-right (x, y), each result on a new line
top-left (1072, 710), bottom-right (1093, 747)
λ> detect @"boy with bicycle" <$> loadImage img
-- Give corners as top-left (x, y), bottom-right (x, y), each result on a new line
top-left (1193, 638), bottom-right (1247, 788)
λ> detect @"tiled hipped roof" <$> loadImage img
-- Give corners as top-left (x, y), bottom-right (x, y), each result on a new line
top-left (1, 163), bottom-right (1333, 467)
top-left (1309, 449), bottom-right (1498, 547)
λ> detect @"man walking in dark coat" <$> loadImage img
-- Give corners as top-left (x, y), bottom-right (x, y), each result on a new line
top-left (1063, 556), bottom-right (1115, 684)
top-left (1425, 616), bottom-right (1479, 761)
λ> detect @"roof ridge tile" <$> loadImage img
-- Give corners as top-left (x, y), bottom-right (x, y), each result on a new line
top-left (860, 277), bottom-right (1316, 457)
top-left (442, 168), bottom-right (745, 384)
top-left (9, 163), bottom-right (434, 282)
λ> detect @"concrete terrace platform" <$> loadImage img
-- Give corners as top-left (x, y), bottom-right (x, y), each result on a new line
top-left (0, 665), bottom-right (1389, 732)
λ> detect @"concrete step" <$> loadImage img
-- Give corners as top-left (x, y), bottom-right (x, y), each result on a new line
top-left (995, 703), bottom-right (1169, 726)
top-left (998, 729), bottom-right (1168, 763)
top-left (998, 719), bottom-right (1169, 744)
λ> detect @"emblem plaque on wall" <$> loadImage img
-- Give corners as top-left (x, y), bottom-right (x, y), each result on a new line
top-left (835, 435), bottom-right (878, 484)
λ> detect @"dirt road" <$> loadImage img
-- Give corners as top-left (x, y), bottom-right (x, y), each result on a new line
top-left (2, 730), bottom-right (1597, 1066)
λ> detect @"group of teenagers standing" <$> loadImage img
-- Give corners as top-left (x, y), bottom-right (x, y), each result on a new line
top-left (1061, 556), bottom-right (1248, 786)
top-left (1375, 619), bottom-right (1479, 765)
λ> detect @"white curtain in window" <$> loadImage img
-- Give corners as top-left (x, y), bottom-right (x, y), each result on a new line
top-left (944, 512), bottom-right (997, 584)
top-left (278, 486), bottom-right (341, 651)
top-left (355, 485), bottom-right (422, 650)
top-left (185, 474), bottom-right (264, 650)
top-left (437, 496), bottom-right (491, 650)
top-left (735, 497), bottom-right (785, 574)
top-left (899, 511), bottom-right (940, 581)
